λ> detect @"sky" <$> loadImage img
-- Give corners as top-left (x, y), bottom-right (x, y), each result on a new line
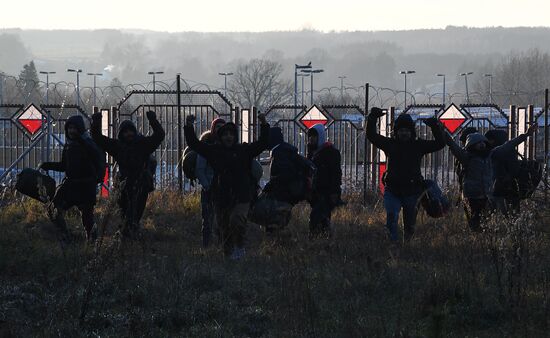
top-left (2, 0), bottom-right (549, 32)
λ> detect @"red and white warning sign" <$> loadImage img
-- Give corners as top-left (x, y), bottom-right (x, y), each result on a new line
top-left (17, 104), bottom-right (44, 135)
top-left (438, 103), bottom-right (469, 135)
top-left (300, 105), bottom-right (329, 129)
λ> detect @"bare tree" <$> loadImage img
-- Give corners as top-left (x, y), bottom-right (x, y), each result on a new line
top-left (228, 58), bottom-right (292, 112)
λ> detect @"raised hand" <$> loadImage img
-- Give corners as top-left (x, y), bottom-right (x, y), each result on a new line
top-left (370, 107), bottom-right (385, 119)
top-left (146, 110), bottom-right (157, 121)
top-left (258, 113), bottom-right (267, 124)
top-left (527, 123), bottom-right (538, 136)
top-left (186, 115), bottom-right (196, 127)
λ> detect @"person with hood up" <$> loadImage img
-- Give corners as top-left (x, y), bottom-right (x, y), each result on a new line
top-left (306, 123), bottom-right (342, 239)
top-left (39, 115), bottom-right (103, 242)
top-left (484, 129), bottom-right (522, 214)
top-left (195, 118), bottom-right (226, 247)
top-left (445, 124), bottom-right (536, 231)
top-left (367, 107), bottom-right (445, 243)
top-left (91, 110), bottom-right (165, 239)
top-left (184, 113), bottom-right (270, 260)
top-left (262, 126), bottom-right (314, 232)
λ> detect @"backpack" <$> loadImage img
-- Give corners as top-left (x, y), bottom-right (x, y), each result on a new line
top-left (287, 153), bottom-right (315, 202)
top-left (182, 146), bottom-right (198, 180)
top-left (421, 179), bottom-right (450, 218)
top-left (515, 159), bottom-right (543, 199)
top-left (15, 168), bottom-right (56, 203)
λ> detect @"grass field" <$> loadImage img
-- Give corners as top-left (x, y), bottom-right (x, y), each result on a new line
top-left (0, 190), bottom-right (549, 337)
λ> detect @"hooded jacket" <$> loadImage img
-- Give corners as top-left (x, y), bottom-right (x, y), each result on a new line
top-left (307, 124), bottom-right (342, 197)
top-left (184, 121), bottom-right (270, 207)
top-left (265, 127), bottom-right (312, 204)
top-left (91, 114), bottom-right (165, 184)
top-left (367, 113), bottom-right (445, 196)
top-left (196, 131), bottom-right (216, 190)
top-left (41, 115), bottom-right (102, 205)
top-left (485, 129), bottom-right (523, 196)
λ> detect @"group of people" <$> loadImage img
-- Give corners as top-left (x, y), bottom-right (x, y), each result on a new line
top-left (367, 107), bottom-right (537, 241)
top-left (36, 105), bottom-right (537, 256)
top-left (39, 110), bottom-right (165, 242)
top-left (184, 114), bottom-right (342, 259)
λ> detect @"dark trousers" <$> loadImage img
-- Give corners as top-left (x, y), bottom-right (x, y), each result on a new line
top-left (216, 203), bottom-right (249, 256)
top-left (309, 195), bottom-right (334, 238)
top-left (49, 179), bottom-right (96, 237)
top-left (383, 190), bottom-right (420, 242)
top-left (464, 197), bottom-right (489, 232)
top-left (118, 183), bottom-right (149, 235)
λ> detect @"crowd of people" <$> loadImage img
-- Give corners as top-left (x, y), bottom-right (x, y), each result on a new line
top-left (30, 106), bottom-right (538, 259)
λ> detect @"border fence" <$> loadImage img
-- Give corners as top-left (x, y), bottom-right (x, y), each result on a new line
top-left (0, 76), bottom-right (548, 204)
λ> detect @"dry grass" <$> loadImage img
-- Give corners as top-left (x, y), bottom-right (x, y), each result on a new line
top-left (0, 190), bottom-right (549, 337)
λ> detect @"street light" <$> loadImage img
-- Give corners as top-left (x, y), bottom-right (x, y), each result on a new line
top-left (338, 76), bottom-right (347, 102)
top-left (86, 72), bottom-right (103, 107)
top-left (297, 73), bottom-right (310, 107)
top-left (436, 73), bottom-right (446, 107)
top-left (460, 72), bottom-right (474, 104)
top-left (148, 71), bottom-right (164, 106)
top-left (39, 71), bottom-right (56, 104)
top-left (302, 68), bottom-right (324, 106)
top-left (218, 72), bottom-right (234, 97)
top-left (67, 69), bottom-right (83, 107)
top-left (484, 73), bottom-right (493, 104)
top-left (399, 70), bottom-right (415, 109)
top-left (295, 62), bottom-right (312, 110)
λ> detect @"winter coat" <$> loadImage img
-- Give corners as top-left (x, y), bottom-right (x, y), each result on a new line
top-left (307, 124), bottom-right (342, 197)
top-left (485, 129), bottom-right (525, 197)
top-left (91, 114), bottom-right (165, 188)
top-left (41, 115), bottom-right (102, 205)
top-left (366, 113), bottom-right (445, 196)
top-left (184, 122), bottom-right (270, 208)
top-left (265, 127), bottom-right (313, 204)
top-left (196, 131), bottom-right (216, 190)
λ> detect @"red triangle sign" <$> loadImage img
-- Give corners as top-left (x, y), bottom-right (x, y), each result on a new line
top-left (19, 119), bottom-right (43, 134)
top-left (300, 105), bottom-right (329, 128)
top-left (438, 104), bottom-right (468, 134)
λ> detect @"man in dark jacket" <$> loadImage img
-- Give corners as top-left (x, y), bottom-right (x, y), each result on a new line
top-left (367, 107), bottom-right (445, 243)
top-left (40, 115), bottom-right (103, 242)
top-left (307, 124), bottom-right (342, 239)
top-left (262, 127), bottom-right (313, 232)
top-left (184, 113), bottom-right (270, 260)
top-left (91, 110), bottom-right (165, 239)
top-left (485, 129), bottom-right (522, 214)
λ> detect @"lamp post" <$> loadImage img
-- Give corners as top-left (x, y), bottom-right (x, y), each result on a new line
top-left (295, 62), bottom-right (312, 111)
top-left (460, 72), bottom-right (474, 104)
top-left (338, 75), bottom-right (347, 102)
top-left (148, 71), bottom-right (164, 106)
top-left (484, 73), bottom-right (493, 104)
top-left (39, 71), bottom-right (56, 104)
top-left (399, 70), bottom-right (415, 109)
top-left (436, 73), bottom-right (446, 107)
top-left (67, 69), bottom-right (83, 107)
top-left (302, 68), bottom-right (324, 106)
top-left (86, 72), bottom-right (103, 107)
top-left (218, 72), bottom-right (233, 97)
top-left (297, 73), bottom-right (310, 107)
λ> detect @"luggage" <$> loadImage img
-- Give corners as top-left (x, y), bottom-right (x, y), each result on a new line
top-left (248, 192), bottom-right (293, 228)
top-left (182, 147), bottom-right (198, 180)
top-left (421, 179), bottom-right (450, 218)
top-left (15, 168), bottom-right (56, 203)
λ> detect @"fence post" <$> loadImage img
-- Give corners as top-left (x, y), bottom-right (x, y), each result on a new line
top-left (545, 89), bottom-right (548, 202)
top-left (177, 74), bottom-right (183, 193)
top-left (527, 105), bottom-right (535, 159)
top-left (509, 105), bottom-right (517, 140)
top-left (363, 83), bottom-right (369, 204)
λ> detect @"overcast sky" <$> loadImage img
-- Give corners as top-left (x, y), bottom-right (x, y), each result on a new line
top-left (3, 0), bottom-right (548, 32)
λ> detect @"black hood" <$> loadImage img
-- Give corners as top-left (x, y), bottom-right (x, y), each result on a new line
top-left (393, 114), bottom-right (416, 139)
top-left (485, 129), bottom-right (508, 147)
top-left (217, 122), bottom-right (238, 139)
top-left (118, 120), bottom-right (139, 141)
top-left (268, 127), bottom-right (284, 150)
top-left (65, 115), bottom-right (86, 135)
